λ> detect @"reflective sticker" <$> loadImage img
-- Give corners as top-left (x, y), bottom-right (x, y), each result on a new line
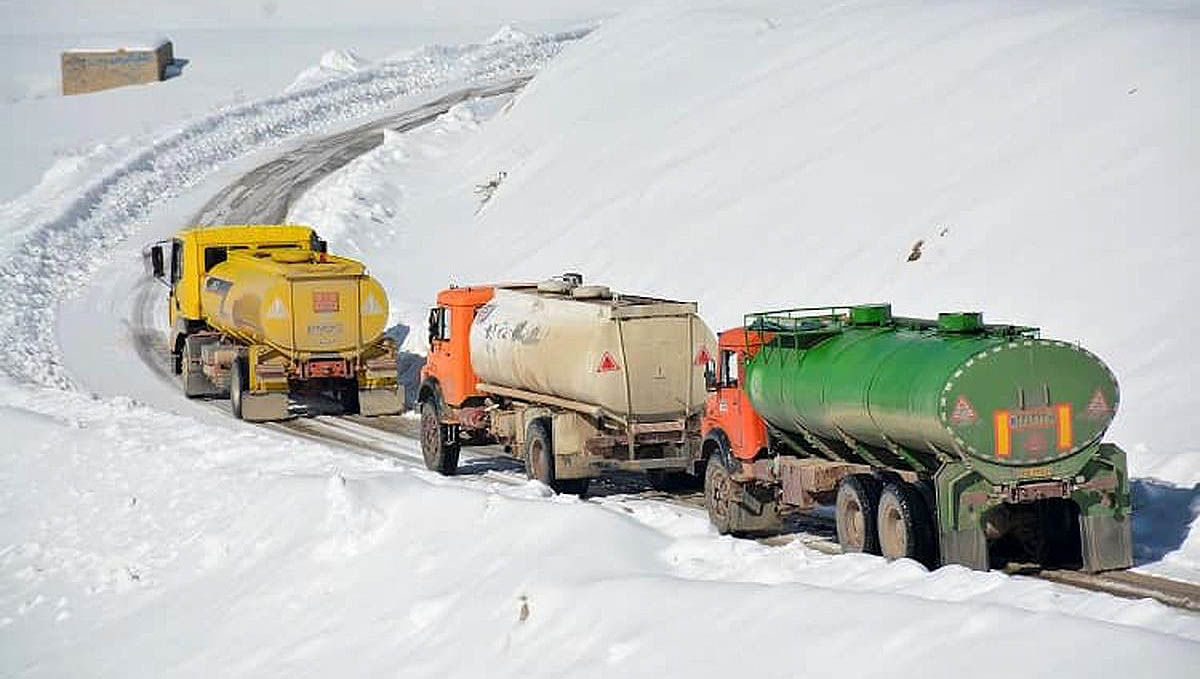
top-left (950, 395), bottom-right (978, 424)
top-left (596, 351), bottom-right (620, 373)
top-left (362, 293), bottom-right (384, 316)
top-left (1086, 389), bottom-right (1111, 419)
top-left (1056, 403), bottom-right (1073, 450)
top-left (994, 411), bottom-right (1011, 457)
top-left (313, 291), bottom-right (339, 313)
top-left (694, 346), bottom-right (713, 366)
top-left (266, 298), bottom-right (287, 320)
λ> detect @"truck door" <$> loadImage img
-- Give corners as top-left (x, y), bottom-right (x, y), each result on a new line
top-left (426, 305), bottom-right (464, 405)
top-left (718, 349), bottom-right (746, 454)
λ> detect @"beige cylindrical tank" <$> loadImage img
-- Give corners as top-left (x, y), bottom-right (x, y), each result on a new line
top-left (468, 287), bottom-right (716, 419)
top-left (201, 250), bottom-right (390, 357)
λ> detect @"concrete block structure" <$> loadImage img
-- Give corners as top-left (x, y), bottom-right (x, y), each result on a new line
top-left (61, 40), bottom-right (174, 96)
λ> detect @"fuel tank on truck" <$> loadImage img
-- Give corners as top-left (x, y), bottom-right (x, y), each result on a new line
top-left (742, 305), bottom-right (1120, 470)
top-left (468, 283), bottom-right (716, 419)
top-left (200, 249), bottom-right (390, 357)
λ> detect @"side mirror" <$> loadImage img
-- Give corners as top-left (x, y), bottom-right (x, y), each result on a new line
top-left (427, 308), bottom-right (440, 347)
top-left (704, 361), bottom-right (718, 392)
top-left (150, 246), bottom-right (164, 278)
top-left (144, 242), bottom-right (168, 284)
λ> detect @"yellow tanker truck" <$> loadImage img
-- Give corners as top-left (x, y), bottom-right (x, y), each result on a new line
top-left (144, 225), bottom-right (403, 421)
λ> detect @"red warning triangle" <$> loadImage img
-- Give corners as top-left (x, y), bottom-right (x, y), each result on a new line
top-left (1087, 389), bottom-right (1111, 417)
top-left (694, 346), bottom-right (713, 366)
top-left (950, 395), bottom-right (978, 423)
top-left (596, 351), bottom-right (620, 373)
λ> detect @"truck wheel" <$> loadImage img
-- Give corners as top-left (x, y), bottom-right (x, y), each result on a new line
top-left (420, 401), bottom-right (459, 475)
top-left (704, 459), bottom-right (780, 535)
top-left (704, 459), bottom-right (736, 533)
top-left (647, 470), bottom-right (699, 492)
top-left (877, 481), bottom-right (937, 567)
top-left (230, 355), bottom-right (248, 420)
top-left (524, 419), bottom-right (588, 496)
top-left (180, 335), bottom-right (209, 397)
top-left (836, 474), bottom-right (882, 555)
top-left (339, 381), bottom-right (361, 415)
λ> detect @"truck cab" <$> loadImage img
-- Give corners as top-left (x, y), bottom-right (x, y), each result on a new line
top-left (144, 225), bottom-right (326, 368)
top-left (702, 327), bottom-right (771, 463)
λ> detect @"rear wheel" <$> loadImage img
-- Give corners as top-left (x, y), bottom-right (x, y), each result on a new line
top-left (420, 401), bottom-right (459, 475)
top-left (338, 380), bottom-right (361, 415)
top-left (876, 481), bottom-right (937, 567)
top-left (836, 474), bottom-right (882, 555)
top-left (180, 335), bottom-right (210, 397)
top-left (524, 419), bottom-right (588, 495)
top-left (230, 355), bottom-right (248, 420)
top-left (647, 470), bottom-right (699, 492)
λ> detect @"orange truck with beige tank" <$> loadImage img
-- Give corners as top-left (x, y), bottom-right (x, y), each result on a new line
top-left (418, 274), bottom-right (716, 493)
top-left (144, 225), bottom-right (403, 421)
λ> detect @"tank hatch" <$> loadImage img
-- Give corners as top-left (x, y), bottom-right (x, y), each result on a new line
top-left (938, 312), bottom-right (983, 333)
top-left (850, 304), bottom-right (892, 326)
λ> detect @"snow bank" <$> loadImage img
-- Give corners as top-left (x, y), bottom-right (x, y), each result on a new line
top-left (1, 379), bottom-right (1197, 676)
top-left (285, 49), bottom-right (373, 93)
top-left (0, 29), bottom-right (586, 391)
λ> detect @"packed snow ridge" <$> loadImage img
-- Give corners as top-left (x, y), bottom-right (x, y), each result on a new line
top-left (0, 27), bottom-right (587, 390)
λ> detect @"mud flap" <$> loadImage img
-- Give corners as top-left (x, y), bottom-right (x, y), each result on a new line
top-left (728, 481), bottom-right (782, 534)
top-left (939, 526), bottom-right (989, 571)
top-left (1080, 513), bottom-right (1133, 572)
top-left (357, 388), bottom-right (404, 416)
top-left (239, 393), bottom-right (290, 422)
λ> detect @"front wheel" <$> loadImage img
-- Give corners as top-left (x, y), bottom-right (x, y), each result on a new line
top-left (704, 458), bottom-right (779, 535)
top-left (420, 401), bottom-right (459, 475)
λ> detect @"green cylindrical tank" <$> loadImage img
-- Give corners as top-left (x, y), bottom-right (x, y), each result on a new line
top-left (743, 305), bottom-right (1120, 470)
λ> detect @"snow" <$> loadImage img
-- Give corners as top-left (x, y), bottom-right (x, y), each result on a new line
top-left (0, 0), bottom-right (1198, 673)
top-left (2, 378), bottom-right (1199, 677)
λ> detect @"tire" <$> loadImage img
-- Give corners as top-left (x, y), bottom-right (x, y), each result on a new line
top-left (180, 335), bottom-right (210, 398)
top-left (704, 459), bottom-right (736, 534)
top-left (647, 470), bottom-right (700, 492)
top-left (835, 474), bottom-right (883, 555)
top-left (420, 401), bottom-right (459, 475)
top-left (704, 456), bottom-right (780, 536)
top-left (524, 418), bottom-right (587, 496)
top-left (876, 481), bottom-right (938, 567)
top-left (339, 380), bottom-right (361, 415)
top-left (230, 355), bottom-right (248, 420)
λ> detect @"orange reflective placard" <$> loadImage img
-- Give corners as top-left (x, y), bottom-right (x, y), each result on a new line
top-left (1056, 403), bottom-right (1073, 451)
top-left (994, 411), bottom-right (1011, 457)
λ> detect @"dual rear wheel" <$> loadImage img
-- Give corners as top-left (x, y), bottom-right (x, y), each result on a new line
top-left (835, 473), bottom-right (937, 567)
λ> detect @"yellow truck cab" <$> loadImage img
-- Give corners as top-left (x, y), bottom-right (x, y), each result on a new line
top-left (145, 225), bottom-right (403, 421)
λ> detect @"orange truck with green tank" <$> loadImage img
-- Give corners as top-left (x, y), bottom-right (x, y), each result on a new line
top-left (418, 274), bottom-right (715, 494)
top-left (144, 225), bottom-right (403, 421)
top-left (700, 304), bottom-right (1132, 572)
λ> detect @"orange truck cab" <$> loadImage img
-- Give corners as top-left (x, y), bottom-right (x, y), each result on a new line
top-left (701, 327), bottom-right (771, 463)
top-left (420, 285), bottom-right (495, 409)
